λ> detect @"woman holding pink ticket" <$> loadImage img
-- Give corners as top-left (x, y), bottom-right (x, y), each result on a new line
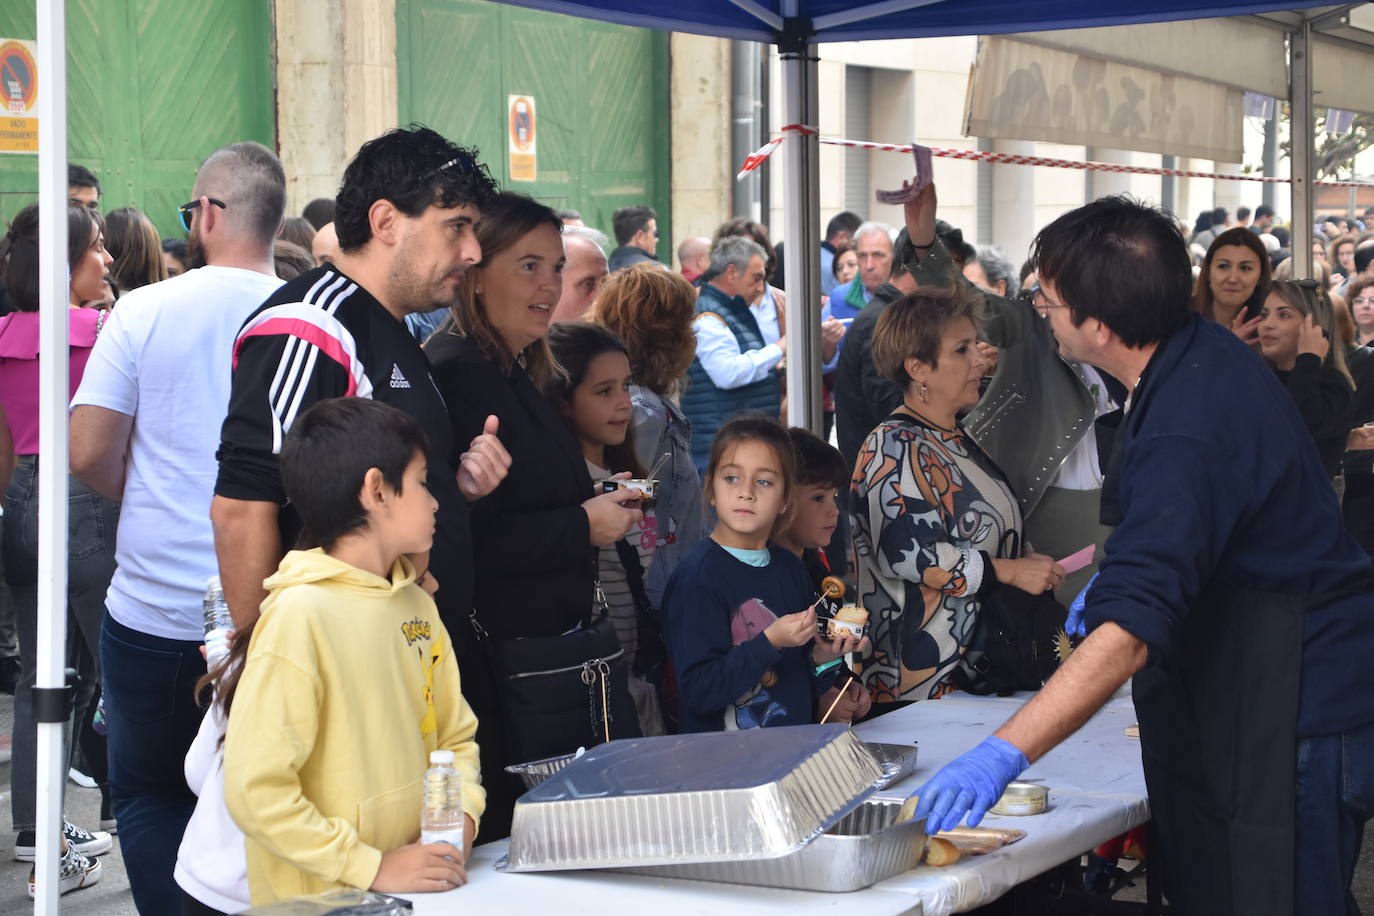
top-left (851, 282), bottom-right (1066, 708)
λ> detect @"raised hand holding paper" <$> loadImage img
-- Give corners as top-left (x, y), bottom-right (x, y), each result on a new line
top-left (875, 143), bottom-right (933, 204)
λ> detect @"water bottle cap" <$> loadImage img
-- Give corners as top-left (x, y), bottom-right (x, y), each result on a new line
top-left (429, 749), bottom-right (455, 765)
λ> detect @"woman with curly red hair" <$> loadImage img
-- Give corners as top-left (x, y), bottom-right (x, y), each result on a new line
top-left (588, 263), bottom-right (703, 606)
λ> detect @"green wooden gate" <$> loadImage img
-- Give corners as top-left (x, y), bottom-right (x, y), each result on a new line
top-left (396, 0), bottom-right (671, 259)
top-left (0, 0), bottom-right (274, 237)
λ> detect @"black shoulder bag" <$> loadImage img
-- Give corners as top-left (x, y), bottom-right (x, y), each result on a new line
top-left (486, 581), bottom-right (641, 765)
top-left (954, 582), bottom-right (1071, 696)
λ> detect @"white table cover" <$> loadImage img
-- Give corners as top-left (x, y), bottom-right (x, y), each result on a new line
top-left (398, 693), bottom-right (1150, 916)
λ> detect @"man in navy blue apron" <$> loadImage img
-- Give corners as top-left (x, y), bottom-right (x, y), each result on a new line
top-left (910, 195), bottom-right (1374, 915)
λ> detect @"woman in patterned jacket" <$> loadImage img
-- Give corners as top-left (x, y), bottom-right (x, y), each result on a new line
top-left (851, 285), bottom-right (1064, 707)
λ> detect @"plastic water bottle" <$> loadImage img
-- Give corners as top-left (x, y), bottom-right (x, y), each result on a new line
top-left (203, 575), bottom-right (234, 667)
top-left (420, 749), bottom-right (465, 854)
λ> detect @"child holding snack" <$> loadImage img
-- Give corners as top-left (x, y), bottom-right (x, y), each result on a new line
top-left (222, 398), bottom-right (484, 906)
top-left (546, 321), bottom-right (665, 736)
top-left (775, 427), bottom-right (873, 724)
top-left (662, 416), bottom-right (862, 732)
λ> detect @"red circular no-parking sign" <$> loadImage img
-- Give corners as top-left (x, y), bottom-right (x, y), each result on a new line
top-left (0, 41), bottom-right (38, 115)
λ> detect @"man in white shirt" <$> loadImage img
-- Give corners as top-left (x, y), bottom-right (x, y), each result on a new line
top-left (69, 141), bottom-right (286, 915)
top-left (681, 236), bottom-right (781, 471)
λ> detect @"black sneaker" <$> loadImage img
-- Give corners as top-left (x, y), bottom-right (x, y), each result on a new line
top-left (14, 821), bottom-right (113, 862)
top-left (26, 846), bottom-right (102, 897)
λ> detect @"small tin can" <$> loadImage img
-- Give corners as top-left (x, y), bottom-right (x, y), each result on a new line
top-left (989, 781), bottom-right (1049, 816)
top-left (599, 478), bottom-right (657, 509)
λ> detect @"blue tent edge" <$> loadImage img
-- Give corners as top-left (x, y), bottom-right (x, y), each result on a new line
top-left (489, 0), bottom-right (1332, 42)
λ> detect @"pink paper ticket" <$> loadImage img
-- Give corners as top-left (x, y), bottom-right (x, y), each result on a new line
top-left (1056, 545), bottom-right (1096, 575)
top-left (874, 143), bottom-right (933, 204)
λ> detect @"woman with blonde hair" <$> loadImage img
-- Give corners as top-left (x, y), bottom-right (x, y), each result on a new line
top-left (852, 285), bottom-right (1063, 707)
top-left (588, 262), bottom-right (703, 606)
top-left (1256, 279), bottom-right (1355, 477)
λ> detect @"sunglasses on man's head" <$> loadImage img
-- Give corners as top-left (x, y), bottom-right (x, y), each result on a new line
top-left (178, 198), bottom-right (226, 233)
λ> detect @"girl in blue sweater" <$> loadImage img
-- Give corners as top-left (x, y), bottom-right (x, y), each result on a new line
top-left (662, 416), bottom-right (862, 732)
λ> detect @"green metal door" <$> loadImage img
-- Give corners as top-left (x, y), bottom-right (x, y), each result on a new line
top-left (0, 0), bottom-right (274, 237)
top-left (396, 0), bottom-right (671, 259)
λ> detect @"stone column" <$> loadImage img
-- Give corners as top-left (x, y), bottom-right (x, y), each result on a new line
top-left (989, 139), bottom-right (1037, 268)
top-left (274, 0), bottom-right (399, 217)
top-left (670, 33), bottom-right (732, 266)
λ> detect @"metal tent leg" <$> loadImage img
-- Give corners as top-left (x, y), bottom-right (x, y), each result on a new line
top-left (780, 41), bottom-right (823, 433)
top-left (1290, 19), bottom-right (1313, 280)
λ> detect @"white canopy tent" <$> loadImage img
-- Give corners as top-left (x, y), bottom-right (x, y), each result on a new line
top-left (23, 1), bottom-right (1367, 910)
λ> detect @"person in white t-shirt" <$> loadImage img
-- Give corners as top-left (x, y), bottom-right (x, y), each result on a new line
top-left (68, 141), bottom-right (286, 916)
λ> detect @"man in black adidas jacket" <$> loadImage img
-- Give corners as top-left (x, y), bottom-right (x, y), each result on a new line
top-left (212, 127), bottom-right (509, 648)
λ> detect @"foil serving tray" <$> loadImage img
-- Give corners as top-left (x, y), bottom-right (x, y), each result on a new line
top-left (506, 739), bottom-right (918, 792)
top-left (624, 799), bottom-right (926, 892)
top-left (497, 725), bottom-right (887, 872)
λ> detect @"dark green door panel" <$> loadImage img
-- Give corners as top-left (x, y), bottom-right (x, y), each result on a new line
top-left (0, 0), bottom-right (274, 237)
top-left (396, 0), bottom-right (671, 259)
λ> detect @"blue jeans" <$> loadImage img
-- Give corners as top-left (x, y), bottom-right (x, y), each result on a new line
top-left (3, 455), bottom-right (118, 832)
top-left (102, 615), bottom-right (206, 916)
top-left (1295, 718), bottom-right (1374, 914)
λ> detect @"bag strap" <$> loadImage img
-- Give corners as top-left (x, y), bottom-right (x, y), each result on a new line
top-left (613, 538), bottom-right (653, 616)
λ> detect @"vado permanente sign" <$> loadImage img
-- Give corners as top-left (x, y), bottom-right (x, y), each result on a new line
top-left (0, 38), bottom-right (38, 154)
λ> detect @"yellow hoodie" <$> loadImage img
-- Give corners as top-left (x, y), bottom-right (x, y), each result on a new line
top-left (224, 549), bottom-right (484, 905)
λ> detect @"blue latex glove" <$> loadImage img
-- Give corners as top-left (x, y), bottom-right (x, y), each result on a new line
top-left (910, 736), bottom-right (1029, 833)
top-left (1066, 572), bottom-right (1099, 638)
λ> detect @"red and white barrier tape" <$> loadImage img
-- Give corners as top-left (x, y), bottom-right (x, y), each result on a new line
top-left (737, 126), bottom-right (1374, 188)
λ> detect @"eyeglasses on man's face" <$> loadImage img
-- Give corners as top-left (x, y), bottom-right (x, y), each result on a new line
top-left (178, 197), bottom-right (226, 233)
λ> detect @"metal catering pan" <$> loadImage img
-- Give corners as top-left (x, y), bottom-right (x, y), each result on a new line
top-left (865, 741), bottom-right (919, 789)
top-left (497, 725), bottom-right (889, 872)
top-left (506, 740), bottom-right (918, 792)
top-left (624, 799), bottom-right (926, 892)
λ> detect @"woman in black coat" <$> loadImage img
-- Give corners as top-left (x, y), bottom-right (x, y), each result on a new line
top-left (426, 192), bottom-right (643, 835)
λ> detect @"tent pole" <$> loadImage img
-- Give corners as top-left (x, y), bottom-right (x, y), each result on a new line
top-left (780, 42), bottom-right (822, 433)
top-left (1290, 19), bottom-right (1313, 281)
top-left (34, 0), bottom-right (72, 907)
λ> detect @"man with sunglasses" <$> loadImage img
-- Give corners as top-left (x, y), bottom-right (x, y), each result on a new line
top-left (69, 141), bottom-right (287, 912)
top-left (911, 196), bottom-right (1374, 914)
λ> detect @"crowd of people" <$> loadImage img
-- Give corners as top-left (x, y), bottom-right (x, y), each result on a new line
top-left (1, 126), bottom-right (1374, 913)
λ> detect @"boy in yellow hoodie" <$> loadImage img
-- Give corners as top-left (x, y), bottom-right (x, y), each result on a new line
top-left (223, 397), bottom-right (484, 906)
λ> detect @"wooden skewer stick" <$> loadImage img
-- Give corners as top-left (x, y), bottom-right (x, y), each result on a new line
top-left (820, 674), bottom-right (857, 724)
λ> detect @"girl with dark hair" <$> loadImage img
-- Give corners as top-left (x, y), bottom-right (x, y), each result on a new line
top-left (0, 204), bottom-right (117, 895)
top-left (546, 321), bottom-right (665, 736)
top-left (1192, 227), bottom-right (1272, 343)
top-left (587, 263), bottom-right (703, 608)
top-left (1257, 279), bottom-right (1355, 479)
top-left (426, 192), bottom-right (643, 837)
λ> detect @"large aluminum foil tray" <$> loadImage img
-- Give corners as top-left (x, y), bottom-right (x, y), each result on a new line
top-left (498, 725), bottom-right (887, 872)
top-left (506, 740), bottom-right (918, 792)
top-left (625, 799), bottom-right (925, 892)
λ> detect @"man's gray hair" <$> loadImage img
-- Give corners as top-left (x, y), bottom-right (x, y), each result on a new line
top-left (853, 221), bottom-right (894, 247)
top-left (563, 224), bottom-right (609, 251)
top-left (974, 244), bottom-right (1019, 297)
top-left (709, 235), bottom-right (765, 275)
top-left (194, 141), bottom-right (286, 246)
